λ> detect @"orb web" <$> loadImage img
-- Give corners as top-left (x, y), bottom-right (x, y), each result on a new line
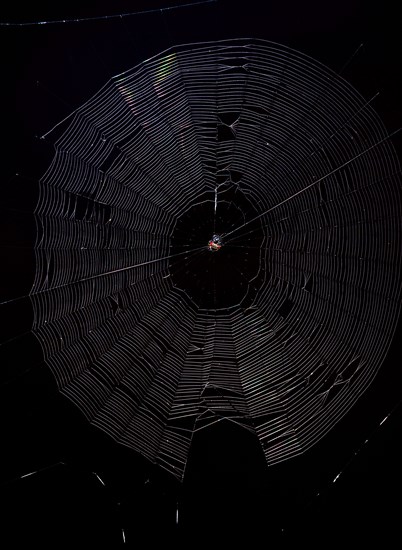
top-left (31, 39), bottom-right (402, 479)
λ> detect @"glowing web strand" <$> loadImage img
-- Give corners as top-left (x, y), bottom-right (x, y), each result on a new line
top-left (0, 0), bottom-right (217, 26)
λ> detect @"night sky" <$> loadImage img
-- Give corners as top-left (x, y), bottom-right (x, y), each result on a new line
top-left (1, 1), bottom-right (402, 546)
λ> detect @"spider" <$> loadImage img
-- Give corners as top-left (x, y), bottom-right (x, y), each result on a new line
top-left (207, 234), bottom-right (222, 252)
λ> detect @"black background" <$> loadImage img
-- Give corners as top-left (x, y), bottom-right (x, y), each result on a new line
top-left (1, 1), bottom-right (401, 546)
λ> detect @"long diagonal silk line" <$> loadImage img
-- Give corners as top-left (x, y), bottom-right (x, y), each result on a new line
top-left (223, 127), bottom-right (401, 242)
top-left (1, 246), bottom-right (205, 306)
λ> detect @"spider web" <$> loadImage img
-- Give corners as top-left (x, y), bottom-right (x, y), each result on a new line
top-left (31, 38), bottom-right (402, 479)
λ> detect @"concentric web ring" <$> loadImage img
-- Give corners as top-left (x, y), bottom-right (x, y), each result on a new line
top-left (31, 38), bottom-right (402, 479)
